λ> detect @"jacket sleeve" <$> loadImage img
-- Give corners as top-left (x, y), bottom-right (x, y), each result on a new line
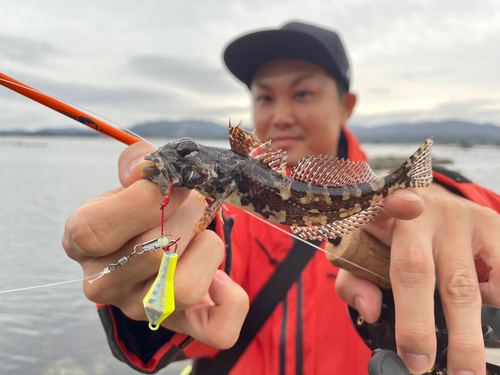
top-left (433, 165), bottom-right (500, 209)
top-left (97, 304), bottom-right (219, 373)
top-left (432, 165), bottom-right (500, 282)
top-left (96, 218), bottom-right (229, 374)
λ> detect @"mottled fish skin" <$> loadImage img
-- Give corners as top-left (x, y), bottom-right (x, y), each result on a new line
top-left (143, 127), bottom-right (432, 237)
top-left (226, 156), bottom-right (410, 227)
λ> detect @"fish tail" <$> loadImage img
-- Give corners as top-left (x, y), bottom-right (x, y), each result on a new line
top-left (402, 137), bottom-right (433, 188)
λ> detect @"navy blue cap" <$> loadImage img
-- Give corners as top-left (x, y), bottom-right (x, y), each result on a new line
top-left (223, 21), bottom-right (351, 91)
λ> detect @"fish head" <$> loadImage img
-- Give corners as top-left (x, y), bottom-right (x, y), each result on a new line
top-left (143, 138), bottom-right (219, 194)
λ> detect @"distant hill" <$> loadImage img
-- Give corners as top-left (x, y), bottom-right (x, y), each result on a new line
top-left (129, 120), bottom-right (228, 139)
top-left (2, 119), bottom-right (500, 145)
top-left (350, 120), bottom-right (500, 144)
top-left (0, 120), bottom-right (230, 139)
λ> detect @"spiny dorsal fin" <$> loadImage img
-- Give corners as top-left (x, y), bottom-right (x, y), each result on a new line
top-left (228, 120), bottom-right (287, 176)
top-left (253, 149), bottom-right (288, 175)
top-left (292, 205), bottom-right (382, 241)
top-left (289, 155), bottom-right (378, 186)
top-left (228, 120), bottom-right (262, 155)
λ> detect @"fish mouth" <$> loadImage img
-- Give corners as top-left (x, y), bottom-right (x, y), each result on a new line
top-left (143, 151), bottom-right (181, 186)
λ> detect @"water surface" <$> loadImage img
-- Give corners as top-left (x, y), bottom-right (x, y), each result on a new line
top-left (0, 137), bottom-right (498, 374)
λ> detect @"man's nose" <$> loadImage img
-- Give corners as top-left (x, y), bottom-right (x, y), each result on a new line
top-left (270, 100), bottom-right (294, 128)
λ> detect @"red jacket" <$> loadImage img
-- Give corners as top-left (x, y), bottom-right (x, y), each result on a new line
top-left (97, 127), bottom-right (500, 374)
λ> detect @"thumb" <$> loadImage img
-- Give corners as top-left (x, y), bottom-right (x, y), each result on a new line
top-left (118, 141), bottom-right (158, 188)
top-left (365, 188), bottom-right (424, 246)
top-left (381, 188), bottom-right (424, 220)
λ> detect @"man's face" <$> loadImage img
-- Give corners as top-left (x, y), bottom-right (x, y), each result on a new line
top-left (251, 58), bottom-right (356, 166)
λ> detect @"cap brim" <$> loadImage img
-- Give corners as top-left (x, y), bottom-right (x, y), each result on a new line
top-left (223, 29), bottom-right (345, 89)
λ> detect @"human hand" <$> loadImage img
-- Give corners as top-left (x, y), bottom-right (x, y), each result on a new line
top-left (334, 183), bottom-right (500, 374)
top-left (63, 142), bottom-right (249, 349)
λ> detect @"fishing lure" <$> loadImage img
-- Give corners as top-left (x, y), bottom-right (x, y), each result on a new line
top-left (143, 122), bottom-right (433, 240)
top-left (1, 72), bottom-right (498, 373)
top-left (90, 233), bottom-right (180, 330)
top-left (143, 236), bottom-right (178, 330)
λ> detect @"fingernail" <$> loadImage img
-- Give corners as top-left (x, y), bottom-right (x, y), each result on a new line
top-left (402, 353), bottom-right (429, 374)
top-left (396, 189), bottom-right (422, 203)
top-left (215, 270), bottom-right (231, 281)
top-left (126, 158), bottom-right (144, 175)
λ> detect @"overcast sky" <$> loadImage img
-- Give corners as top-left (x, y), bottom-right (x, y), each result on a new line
top-left (0, 0), bottom-right (499, 131)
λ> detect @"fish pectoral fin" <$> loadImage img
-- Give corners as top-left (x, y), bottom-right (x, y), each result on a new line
top-left (290, 155), bottom-right (378, 186)
top-left (291, 205), bottom-right (382, 241)
top-left (192, 188), bottom-right (231, 239)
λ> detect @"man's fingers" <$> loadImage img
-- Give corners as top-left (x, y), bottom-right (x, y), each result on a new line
top-left (118, 141), bottom-right (158, 188)
top-left (434, 230), bottom-right (484, 374)
top-left (335, 269), bottom-right (382, 323)
top-left (390, 219), bottom-right (436, 374)
top-left (173, 230), bottom-right (225, 310)
top-left (64, 185), bottom-right (195, 259)
top-left (171, 270), bottom-right (249, 349)
top-left (364, 188), bottom-right (424, 246)
top-left (473, 206), bottom-right (500, 307)
top-left (111, 230), bottom-right (226, 322)
top-left (382, 188), bottom-right (424, 220)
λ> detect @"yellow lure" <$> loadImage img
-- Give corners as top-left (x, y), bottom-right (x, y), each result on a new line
top-left (143, 247), bottom-right (178, 331)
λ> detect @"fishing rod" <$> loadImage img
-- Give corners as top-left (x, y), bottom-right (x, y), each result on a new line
top-left (0, 72), bottom-right (142, 145)
top-left (1, 71), bottom-right (498, 374)
top-left (0, 70), bottom-right (389, 286)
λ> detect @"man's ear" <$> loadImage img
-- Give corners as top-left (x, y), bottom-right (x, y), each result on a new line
top-left (340, 93), bottom-right (357, 125)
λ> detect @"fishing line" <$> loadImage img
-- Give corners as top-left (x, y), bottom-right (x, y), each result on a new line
top-left (0, 77), bottom-right (154, 147)
top-left (0, 215), bottom-right (388, 295)
top-left (249, 213), bottom-right (389, 283)
top-left (0, 274), bottom-right (99, 295)
top-left (0, 74), bottom-right (389, 292)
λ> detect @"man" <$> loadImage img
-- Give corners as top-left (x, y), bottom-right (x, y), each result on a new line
top-left (63, 22), bottom-right (500, 374)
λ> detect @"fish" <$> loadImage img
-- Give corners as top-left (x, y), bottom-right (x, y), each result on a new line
top-left (142, 122), bottom-right (433, 241)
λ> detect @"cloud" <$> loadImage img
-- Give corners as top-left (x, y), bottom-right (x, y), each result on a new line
top-left (1, 0), bottom-right (500, 130)
top-left (127, 54), bottom-right (242, 95)
top-left (0, 71), bottom-right (179, 106)
top-left (0, 35), bottom-right (58, 65)
top-left (367, 87), bottom-right (390, 95)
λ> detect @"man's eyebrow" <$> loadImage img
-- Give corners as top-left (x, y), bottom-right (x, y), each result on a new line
top-left (252, 74), bottom-right (314, 90)
top-left (291, 74), bottom-right (313, 87)
top-left (252, 81), bottom-right (269, 90)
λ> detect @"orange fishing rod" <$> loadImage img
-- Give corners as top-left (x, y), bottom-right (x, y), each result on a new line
top-left (0, 72), bottom-right (142, 145)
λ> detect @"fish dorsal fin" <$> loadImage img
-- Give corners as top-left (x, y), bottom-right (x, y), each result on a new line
top-left (292, 204), bottom-right (382, 241)
top-left (249, 139), bottom-right (274, 157)
top-left (289, 155), bottom-right (378, 186)
top-left (253, 148), bottom-right (288, 175)
top-left (228, 120), bottom-right (287, 176)
top-left (228, 120), bottom-right (262, 155)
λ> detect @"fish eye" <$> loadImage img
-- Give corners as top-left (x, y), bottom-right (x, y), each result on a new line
top-left (177, 140), bottom-right (199, 159)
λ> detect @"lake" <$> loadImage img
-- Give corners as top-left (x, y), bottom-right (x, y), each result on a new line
top-left (0, 136), bottom-right (499, 374)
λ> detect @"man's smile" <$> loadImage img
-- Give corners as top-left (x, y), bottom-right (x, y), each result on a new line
top-left (270, 134), bottom-right (305, 150)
